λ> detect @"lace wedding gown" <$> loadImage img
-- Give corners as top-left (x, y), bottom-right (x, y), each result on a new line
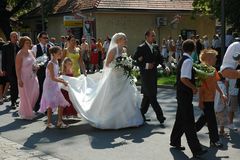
top-left (62, 47), bottom-right (143, 129)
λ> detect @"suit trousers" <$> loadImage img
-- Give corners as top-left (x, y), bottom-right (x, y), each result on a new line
top-left (170, 91), bottom-right (202, 155)
top-left (195, 101), bottom-right (219, 143)
top-left (34, 67), bottom-right (46, 112)
top-left (8, 74), bottom-right (18, 105)
top-left (141, 95), bottom-right (164, 120)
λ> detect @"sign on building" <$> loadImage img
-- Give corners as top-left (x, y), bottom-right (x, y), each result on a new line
top-left (63, 16), bottom-right (83, 27)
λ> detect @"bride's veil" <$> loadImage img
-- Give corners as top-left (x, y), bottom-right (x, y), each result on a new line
top-left (101, 32), bottom-right (126, 79)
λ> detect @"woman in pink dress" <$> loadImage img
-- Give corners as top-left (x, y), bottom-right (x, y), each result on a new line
top-left (39, 46), bottom-right (69, 128)
top-left (15, 36), bottom-right (39, 120)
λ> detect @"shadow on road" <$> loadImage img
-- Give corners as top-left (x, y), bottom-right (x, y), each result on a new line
top-left (0, 105), bottom-right (11, 116)
top-left (23, 123), bottom-right (94, 148)
top-left (170, 147), bottom-right (189, 160)
top-left (88, 123), bottom-right (165, 149)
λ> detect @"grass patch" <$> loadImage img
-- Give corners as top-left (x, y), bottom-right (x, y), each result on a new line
top-left (157, 75), bottom-right (176, 85)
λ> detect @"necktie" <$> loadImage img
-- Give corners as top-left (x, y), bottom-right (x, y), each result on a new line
top-left (149, 45), bottom-right (153, 53)
top-left (43, 45), bottom-right (47, 54)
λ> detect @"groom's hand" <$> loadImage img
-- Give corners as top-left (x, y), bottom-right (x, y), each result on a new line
top-left (164, 66), bottom-right (170, 75)
top-left (149, 63), bottom-right (154, 69)
top-left (138, 56), bottom-right (143, 62)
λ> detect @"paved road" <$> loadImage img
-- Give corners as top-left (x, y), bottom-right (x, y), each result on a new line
top-left (0, 86), bottom-right (240, 160)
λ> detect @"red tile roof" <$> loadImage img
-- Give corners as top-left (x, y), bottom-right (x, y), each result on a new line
top-left (75, 0), bottom-right (193, 11)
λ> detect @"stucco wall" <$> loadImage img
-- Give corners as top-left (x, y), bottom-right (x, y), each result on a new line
top-left (47, 16), bottom-right (67, 41)
top-left (22, 16), bottom-right (70, 44)
top-left (94, 12), bottom-right (215, 55)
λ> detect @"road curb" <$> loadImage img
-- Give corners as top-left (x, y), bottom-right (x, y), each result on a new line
top-left (136, 84), bottom-right (175, 89)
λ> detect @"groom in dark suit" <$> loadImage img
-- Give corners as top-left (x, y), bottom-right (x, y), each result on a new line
top-left (133, 29), bottom-right (169, 124)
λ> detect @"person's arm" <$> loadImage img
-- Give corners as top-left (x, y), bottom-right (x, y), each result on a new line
top-left (61, 48), bottom-right (67, 61)
top-left (2, 44), bottom-right (7, 73)
top-left (48, 62), bottom-right (67, 86)
top-left (78, 50), bottom-right (86, 76)
top-left (221, 68), bottom-right (240, 79)
top-left (31, 45), bottom-right (37, 57)
top-left (216, 81), bottom-right (228, 104)
top-left (180, 78), bottom-right (197, 94)
top-left (180, 58), bottom-right (197, 94)
top-left (133, 46), bottom-right (145, 68)
top-left (15, 52), bottom-right (23, 87)
top-left (105, 48), bottom-right (115, 67)
top-left (156, 45), bottom-right (170, 69)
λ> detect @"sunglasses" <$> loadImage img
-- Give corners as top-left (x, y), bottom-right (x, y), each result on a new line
top-left (42, 37), bottom-right (49, 39)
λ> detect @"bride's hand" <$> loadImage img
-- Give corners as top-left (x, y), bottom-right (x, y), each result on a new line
top-left (63, 81), bottom-right (68, 86)
top-left (84, 71), bottom-right (87, 76)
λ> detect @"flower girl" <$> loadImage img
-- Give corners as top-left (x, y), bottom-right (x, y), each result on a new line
top-left (39, 46), bottom-right (69, 128)
top-left (61, 57), bottom-right (78, 118)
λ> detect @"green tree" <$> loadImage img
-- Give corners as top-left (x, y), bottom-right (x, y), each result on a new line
top-left (0, 0), bottom-right (58, 39)
top-left (193, 0), bottom-right (240, 31)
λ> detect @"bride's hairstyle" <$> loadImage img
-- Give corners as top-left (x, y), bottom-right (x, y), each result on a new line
top-left (106, 32), bottom-right (126, 56)
top-left (103, 32), bottom-right (127, 69)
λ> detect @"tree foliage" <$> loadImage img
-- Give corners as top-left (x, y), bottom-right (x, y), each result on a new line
top-left (193, 0), bottom-right (240, 31)
top-left (0, 0), bottom-right (58, 39)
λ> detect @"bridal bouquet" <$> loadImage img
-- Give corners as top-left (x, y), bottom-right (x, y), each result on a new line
top-left (193, 63), bottom-right (215, 86)
top-left (32, 54), bottom-right (49, 76)
top-left (115, 55), bottom-right (137, 84)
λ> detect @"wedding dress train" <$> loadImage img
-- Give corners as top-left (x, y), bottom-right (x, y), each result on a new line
top-left (61, 52), bottom-right (143, 129)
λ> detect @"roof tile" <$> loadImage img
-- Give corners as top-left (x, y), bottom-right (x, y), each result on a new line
top-left (76, 0), bottom-right (193, 11)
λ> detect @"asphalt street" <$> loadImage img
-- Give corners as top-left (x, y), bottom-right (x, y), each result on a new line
top-left (0, 86), bottom-right (240, 160)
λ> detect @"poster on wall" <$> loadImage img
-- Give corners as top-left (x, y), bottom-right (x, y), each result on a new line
top-left (64, 16), bottom-right (83, 40)
top-left (84, 20), bottom-right (95, 43)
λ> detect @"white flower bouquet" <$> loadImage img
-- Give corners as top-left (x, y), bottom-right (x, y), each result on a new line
top-left (115, 55), bottom-right (136, 84)
top-left (32, 54), bottom-right (49, 76)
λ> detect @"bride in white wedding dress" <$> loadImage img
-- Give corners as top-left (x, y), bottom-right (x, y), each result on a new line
top-left (62, 32), bottom-right (143, 129)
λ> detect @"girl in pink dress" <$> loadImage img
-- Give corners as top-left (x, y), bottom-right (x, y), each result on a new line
top-left (15, 36), bottom-right (39, 120)
top-left (39, 46), bottom-right (69, 128)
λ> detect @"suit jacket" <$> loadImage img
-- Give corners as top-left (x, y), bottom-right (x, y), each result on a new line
top-left (133, 42), bottom-right (165, 96)
top-left (2, 42), bottom-right (20, 77)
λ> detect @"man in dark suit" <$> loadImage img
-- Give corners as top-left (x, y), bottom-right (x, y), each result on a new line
top-left (32, 31), bottom-right (51, 112)
top-left (2, 31), bottom-right (20, 109)
top-left (133, 29), bottom-right (169, 124)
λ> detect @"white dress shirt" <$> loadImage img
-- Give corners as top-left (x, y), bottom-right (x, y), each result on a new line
top-left (220, 42), bottom-right (240, 71)
top-left (181, 53), bottom-right (193, 79)
top-left (145, 41), bottom-right (153, 53)
top-left (32, 43), bottom-right (48, 56)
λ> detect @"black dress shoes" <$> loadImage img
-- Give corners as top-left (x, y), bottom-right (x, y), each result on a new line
top-left (170, 143), bottom-right (185, 151)
top-left (210, 141), bottom-right (223, 148)
top-left (193, 149), bottom-right (207, 158)
top-left (11, 103), bottom-right (17, 110)
top-left (158, 116), bottom-right (166, 124)
top-left (142, 114), bottom-right (151, 122)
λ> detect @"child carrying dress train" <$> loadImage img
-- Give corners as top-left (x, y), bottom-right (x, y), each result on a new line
top-left (61, 57), bottom-right (78, 118)
top-left (39, 46), bottom-right (69, 128)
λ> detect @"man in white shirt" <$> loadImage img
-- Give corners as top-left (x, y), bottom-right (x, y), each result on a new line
top-left (221, 41), bottom-right (240, 78)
